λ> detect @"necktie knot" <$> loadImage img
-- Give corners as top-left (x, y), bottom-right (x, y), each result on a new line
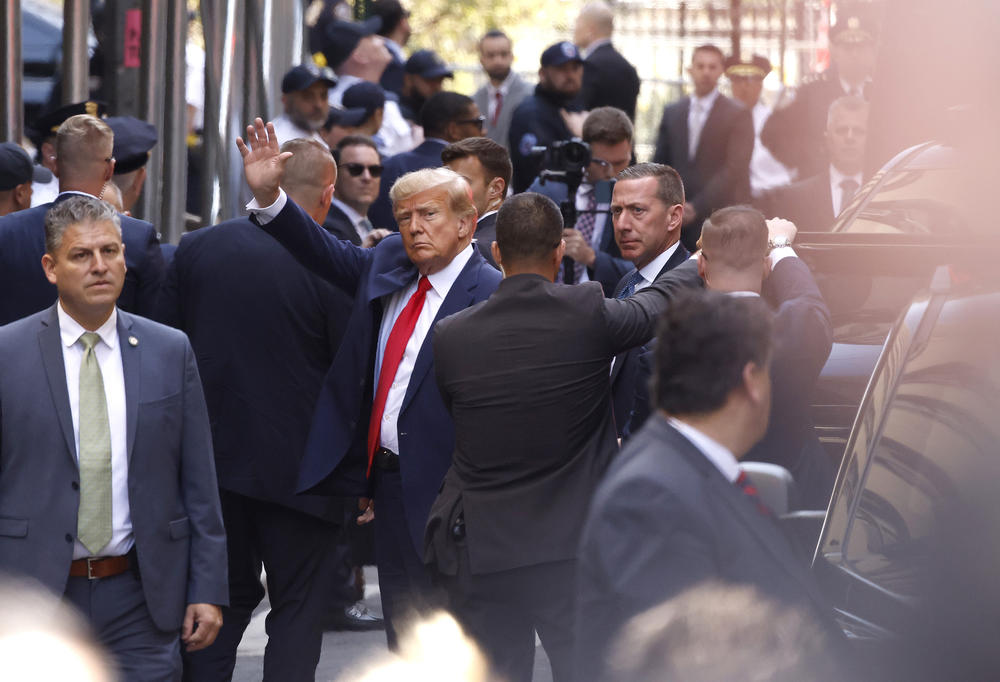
top-left (79, 331), bottom-right (101, 352)
top-left (616, 269), bottom-right (645, 299)
top-left (416, 275), bottom-right (432, 295)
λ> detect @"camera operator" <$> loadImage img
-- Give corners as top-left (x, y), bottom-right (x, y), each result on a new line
top-left (527, 107), bottom-right (633, 295)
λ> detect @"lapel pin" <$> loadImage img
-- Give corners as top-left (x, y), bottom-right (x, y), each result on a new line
top-left (128, 336), bottom-right (138, 347)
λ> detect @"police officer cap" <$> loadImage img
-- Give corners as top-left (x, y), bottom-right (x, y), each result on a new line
top-left (325, 105), bottom-right (368, 129)
top-left (405, 50), bottom-right (454, 79)
top-left (724, 54), bottom-right (772, 79)
top-left (281, 63), bottom-right (338, 94)
top-left (343, 81), bottom-right (387, 115)
top-left (28, 100), bottom-right (109, 144)
top-left (830, 14), bottom-right (876, 46)
top-left (540, 41), bottom-right (583, 68)
top-left (0, 142), bottom-right (52, 190)
top-left (318, 17), bottom-right (383, 70)
top-left (107, 116), bottom-right (158, 175)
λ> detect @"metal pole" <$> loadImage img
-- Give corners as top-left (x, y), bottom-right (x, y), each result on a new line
top-left (1, 0), bottom-right (23, 142)
top-left (159, 0), bottom-right (188, 243)
top-left (138, 0), bottom-right (167, 224)
top-left (63, 0), bottom-right (91, 103)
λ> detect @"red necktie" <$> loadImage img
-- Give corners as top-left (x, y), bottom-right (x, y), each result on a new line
top-left (366, 276), bottom-right (432, 476)
top-left (735, 470), bottom-right (773, 517)
top-left (493, 90), bottom-right (503, 127)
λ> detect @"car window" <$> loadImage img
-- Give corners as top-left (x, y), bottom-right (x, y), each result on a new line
top-left (836, 167), bottom-right (968, 235)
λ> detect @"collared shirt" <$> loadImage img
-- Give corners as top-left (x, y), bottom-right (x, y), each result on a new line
top-left (838, 76), bottom-right (870, 98)
top-left (632, 241), bottom-right (682, 293)
top-left (57, 303), bottom-right (133, 559)
top-left (374, 243), bottom-right (475, 454)
top-left (573, 182), bottom-right (611, 284)
top-left (330, 197), bottom-right (372, 242)
top-left (668, 416), bottom-right (741, 483)
top-left (270, 114), bottom-right (327, 148)
top-left (688, 88), bottom-right (720, 157)
top-left (749, 101), bottom-right (793, 196)
top-left (486, 71), bottom-right (518, 123)
top-left (829, 164), bottom-right (863, 217)
top-left (581, 37), bottom-right (611, 60)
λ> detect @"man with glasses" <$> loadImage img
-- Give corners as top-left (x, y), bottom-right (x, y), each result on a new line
top-left (326, 135), bottom-right (385, 244)
top-left (368, 91), bottom-right (485, 231)
top-left (0, 114), bottom-right (164, 325)
top-left (528, 107), bottom-right (634, 295)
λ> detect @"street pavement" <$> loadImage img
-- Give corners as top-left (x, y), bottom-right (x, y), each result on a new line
top-left (233, 567), bottom-right (553, 681)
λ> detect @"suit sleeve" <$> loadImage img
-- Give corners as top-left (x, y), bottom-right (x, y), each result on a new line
top-left (651, 106), bottom-right (673, 165)
top-left (767, 256), bottom-right (833, 394)
top-left (589, 250), bottom-right (633, 297)
top-left (178, 338), bottom-right (229, 606)
top-left (690, 106), bottom-right (754, 219)
top-left (132, 222), bottom-right (166, 319)
top-left (154, 241), bottom-right (182, 328)
top-left (600, 258), bottom-right (702, 352)
top-left (257, 196), bottom-right (372, 296)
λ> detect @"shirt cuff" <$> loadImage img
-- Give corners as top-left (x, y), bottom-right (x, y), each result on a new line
top-left (246, 189), bottom-right (287, 225)
top-left (769, 246), bottom-right (796, 268)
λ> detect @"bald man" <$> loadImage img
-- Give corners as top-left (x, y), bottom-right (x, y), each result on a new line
top-left (157, 138), bottom-right (354, 681)
top-left (573, 1), bottom-right (640, 120)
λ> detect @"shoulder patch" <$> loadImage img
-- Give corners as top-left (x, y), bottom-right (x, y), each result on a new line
top-left (518, 133), bottom-right (538, 158)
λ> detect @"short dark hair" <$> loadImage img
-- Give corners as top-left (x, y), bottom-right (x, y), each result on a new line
top-left (372, 0), bottom-right (408, 37)
top-left (420, 91), bottom-right (475, 138)
top-left (333, 134), bottom-right (380, 163)
top-left (479, 29), bottom-right (510, 50)
top-left (698, 205), bottom-right (768, 269)
top-left (653, 290), bottom-right (773, 415)
top-left (440, 137), bottom-right (513, 193)
top-left (496, 192), bottom-right (563, 264)
top-left (693, 44), bottom-right (725, 64)
top-left (582, 106), bottom-right (633, 145)
top-left (616, 163), bottom-right (685, 206)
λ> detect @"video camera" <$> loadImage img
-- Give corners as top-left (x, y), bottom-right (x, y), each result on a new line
top-left (531, 139), bottom-right (592, 188)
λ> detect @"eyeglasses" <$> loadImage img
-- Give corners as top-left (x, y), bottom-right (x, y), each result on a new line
top-left (457, 115), bottom-right (487, 129)
top-left (339, 163), bottom-right (383, 178)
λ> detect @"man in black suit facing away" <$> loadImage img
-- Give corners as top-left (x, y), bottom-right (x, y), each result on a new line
top-left (325, 135), bottom-right (384, 245)
top-left (159, 139), bottom-right (354, 681)
top-left (425, 192), bottom-right (700, 682)
top-left (573, 1), bottom-right (641, 120)
top-left (441, 136), bottom-right (512, 269)
top-left (576, 290), bottom-right (842, 681)
top-left (652, 44), bottom-right (754, 250)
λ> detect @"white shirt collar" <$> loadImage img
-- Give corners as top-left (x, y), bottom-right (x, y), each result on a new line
top-left (581, 37), bottom-right (611, 60)
top-left (726, 290), bottom-right (760, 298)
top-left (668, 416), bottom-right (741, 483)
top-left (691, 88), bottom-right (720, 111)
top-left (478, 209), bottom-right (498, 223)
top-left (829, 164), bottom-right (862, 189)
top-left (637, 241), bottom-right (681, 286)
top-left (58, 302), bottom-right (118, 351)
top-left (331, 197), bottom-right (365, 227)
top-left (838, 76), bottom-right (870, 97)
top-left (56, 190), bottom-right (99, 201)
top-left (426, 243), bottom-right (475, 299)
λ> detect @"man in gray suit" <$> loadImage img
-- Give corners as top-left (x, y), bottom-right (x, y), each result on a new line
top-left (0, 196), bottom-right (228, 680)
top-left (473, 30), bottom-right (533, 151)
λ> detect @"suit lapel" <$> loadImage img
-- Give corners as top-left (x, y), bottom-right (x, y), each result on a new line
top-left (37, 305), bottom-right (77, 466)
top-left (673, 99), bottom-right (691, 164)
top-left (117, 312), bottom-right (141, 464)
top-left (695, 97), bottom-right (725, 161)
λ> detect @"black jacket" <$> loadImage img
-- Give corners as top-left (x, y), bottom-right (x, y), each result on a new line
top-left (579, 42), bottom-right (640, 120)
top-left (508, 85), bottom-right (582, 193)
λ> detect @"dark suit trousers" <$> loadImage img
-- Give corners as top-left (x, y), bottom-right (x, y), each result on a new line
top-left (65, 567), bottom-right (182, 681)
top-left (440, 545), bottom-right (576, 682)
top-left (182, 490), bottom-right (339, 682)
top-left (372, 468), bottom-right (443, 651)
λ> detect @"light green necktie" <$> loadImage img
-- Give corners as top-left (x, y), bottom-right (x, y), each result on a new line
top-left (77, 331), bottom-right (112, 555)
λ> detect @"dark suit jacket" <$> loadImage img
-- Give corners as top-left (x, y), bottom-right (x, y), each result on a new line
top-left (0, 197), bottom-right (165, 325)
top-left (473, 211), bottom-right (499, 269)
top-left (526, 178), bottom-right (631, 296)
top-left (609, 245), bottom-right (691, 437)
top-left (323, 203), bottom-right (363, 245)
top-left (576, 414), bottom-right (840, 680)
top-left (757, 169), bottom-right (836, 232)
top-left (0, 305), bottom-right (228, 631)
top-left (156, 217), bottom-right (352, 521)
top-left (367, 139), bottom-right (448, 232)
top-left (256, 197), bottom-right (502, 553)
top-left (579, 42), bottom-right (641, 120)
top-left (652, 94), bottom-right (754, 249)
top-left (425, 267), bottom-right (702, 577)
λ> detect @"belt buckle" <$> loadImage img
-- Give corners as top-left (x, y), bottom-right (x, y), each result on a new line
top-left (87, 556), bottom-right (100, 580)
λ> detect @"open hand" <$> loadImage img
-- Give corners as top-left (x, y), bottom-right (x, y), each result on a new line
top-left (236, 118), bottom-right (293, 207)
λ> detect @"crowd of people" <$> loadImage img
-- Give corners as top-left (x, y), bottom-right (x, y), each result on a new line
top-left (0, 1), bottom-right (884, 680)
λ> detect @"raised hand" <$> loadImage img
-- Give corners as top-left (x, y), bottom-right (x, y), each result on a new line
top-left (236, 118), bottom-right (293, 207)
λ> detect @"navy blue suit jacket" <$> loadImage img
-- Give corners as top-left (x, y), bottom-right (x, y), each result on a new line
top-left (0, 197), bottom-right (164, 325)
top-left (257, 198), bottom-right (502, 552)
top-left (367, 139), bottom-right (448, 232)
top-left (156, 217), bottom-right (353, 521)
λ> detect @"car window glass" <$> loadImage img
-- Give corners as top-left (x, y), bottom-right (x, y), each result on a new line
top-left (837, 168), bottom-right (968, 235)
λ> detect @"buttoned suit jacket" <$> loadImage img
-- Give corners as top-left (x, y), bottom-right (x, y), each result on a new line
top-left (0, 198), bottom-right (165, 325)
top-left (323, 203), bottom-right (363, 245)
top-left (367, 139), bottom-right (449, 232)
top-left (652, 94), bottom-right (754, 248)
top-left (473, 72), bottom-right (533, 151)
top-left (579, 43), bottom-right (641, 120)
top-left (156, 217), bottom-right (352, 521)
top-left (757, 169), bottom-right (836, 232)
top-left (576, 415), bottom-right (841, 681)
top-left (256, 198), bottom-right (502, 553)
top-left (0, 305), bottom-right (228, 631)
top-left (425, 266), bottom-right (702, 577)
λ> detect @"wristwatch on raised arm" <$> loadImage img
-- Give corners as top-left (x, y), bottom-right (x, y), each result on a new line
top-left (767, 235), bottom-right (791, 251)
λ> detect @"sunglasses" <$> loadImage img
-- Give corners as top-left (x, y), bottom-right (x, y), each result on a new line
top-left (457, 115), bottom-right (487, 129)
top-left (339, 162), bottom-right (384, 178)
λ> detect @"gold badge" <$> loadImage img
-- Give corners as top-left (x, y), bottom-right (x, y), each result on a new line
top-left (85, 101), bottom-right (98, 116)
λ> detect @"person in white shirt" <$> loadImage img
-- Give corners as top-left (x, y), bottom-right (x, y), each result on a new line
top-left (471, 30), bottom-right (533, 151)
top-left (270, 64), bottom-right (338, 148)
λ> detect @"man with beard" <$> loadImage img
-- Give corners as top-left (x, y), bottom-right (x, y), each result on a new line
top-left (508, 41), bottom-right (586, 193)
top-left (399, 50), bottom-right (454, 125)
top-left (272, 64), bottom-right (338, 147)
top-left (473, 30), bottom-right (532, 151)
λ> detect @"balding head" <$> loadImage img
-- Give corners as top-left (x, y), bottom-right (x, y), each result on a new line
top-left (575, 1), bottom-right (614, 48)
top-left (280, 139), bottom-right (337, 224)
top-left (55, 115), bottom-right (115, 196)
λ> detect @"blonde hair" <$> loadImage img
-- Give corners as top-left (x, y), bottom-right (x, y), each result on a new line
top-left (389, 167), bottom-right (476, 221)
top-left (55, 115), bottom-right (113, 174)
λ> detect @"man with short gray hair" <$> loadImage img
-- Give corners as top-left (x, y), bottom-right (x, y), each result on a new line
top-left (0, 194), bottom-right (227, 679)
top-left (0, 114), bottom-right (164, 326)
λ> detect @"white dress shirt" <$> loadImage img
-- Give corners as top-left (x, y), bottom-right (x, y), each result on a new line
top-left (688, 88), bottom-right (720, 159)
top-left (58, 304), bottom-right (133, 559)
top-left (668, 416), bottom-right (740, 483)
top-left (330, 197), bottom-right (372, 242)
top-left (270, 114), bottom-right (327, 148)
top-left (632, 241), bottom-right (682, 293)
top-left (486, 71), bottom-right (517, 124)
top-left (829, 164), bottom-right (863, 217)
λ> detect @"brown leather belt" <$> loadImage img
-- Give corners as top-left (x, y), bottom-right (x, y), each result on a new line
top-left (69, 555), bottom-right (131, 580)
